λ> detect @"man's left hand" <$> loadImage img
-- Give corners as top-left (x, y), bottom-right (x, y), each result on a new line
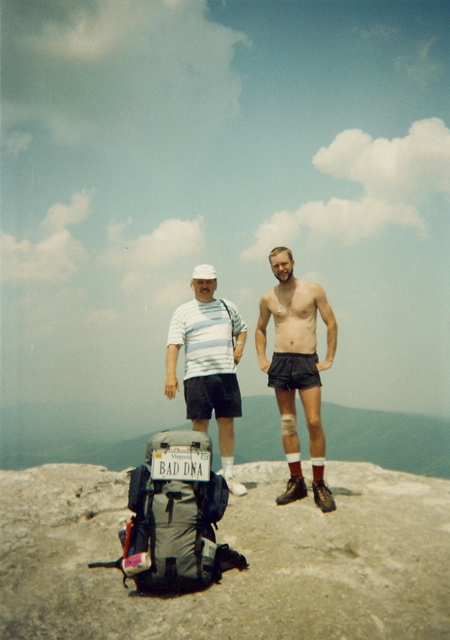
top-left (316, 360), bottom-right (333, 372)
top-left (233, 343), bottom-right (244, 364)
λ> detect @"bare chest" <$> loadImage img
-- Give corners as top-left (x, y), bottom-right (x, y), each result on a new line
top-left (271, 288), bottom-right (316, 321)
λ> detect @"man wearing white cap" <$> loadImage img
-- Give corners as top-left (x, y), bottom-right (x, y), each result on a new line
top-left (165, 264), bottom-right (248, 496)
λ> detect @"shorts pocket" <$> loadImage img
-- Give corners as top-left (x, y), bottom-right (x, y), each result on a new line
top-left (267, 356), bottom-right (283, 376)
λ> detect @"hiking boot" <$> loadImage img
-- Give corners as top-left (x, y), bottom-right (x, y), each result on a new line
top-left (226, 477), bottom-right (247, 497)
top-left (312, 480), bottom-right (336, 513)
top-left (276, 475), bottom-right (308, 505)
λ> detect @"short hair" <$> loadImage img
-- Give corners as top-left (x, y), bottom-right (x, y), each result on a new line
top-left (268, 246), bottom-right (293, 263)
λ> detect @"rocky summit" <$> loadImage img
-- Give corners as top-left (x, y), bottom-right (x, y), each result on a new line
top-left (0, 460), bottom-right (449, 640)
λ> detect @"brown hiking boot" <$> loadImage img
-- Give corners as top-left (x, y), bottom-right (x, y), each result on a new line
top-left (276, 475), bottom-right (308, 505)
top-left (312, 480), bottom-right (336, 513)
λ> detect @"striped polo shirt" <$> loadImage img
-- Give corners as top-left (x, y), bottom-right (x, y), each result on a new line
top-left (167, 298), bottom-right (247, 380)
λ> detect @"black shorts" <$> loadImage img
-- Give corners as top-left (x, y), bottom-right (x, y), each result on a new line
top-left (268, 353), bottom-right (322, 391)
top-left (184, 374), bottom-right (242, 420)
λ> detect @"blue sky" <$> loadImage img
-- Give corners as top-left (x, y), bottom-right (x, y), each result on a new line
top-left (1, 0), bottom-right (449, 419)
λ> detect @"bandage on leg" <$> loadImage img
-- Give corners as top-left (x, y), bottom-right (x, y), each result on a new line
top-left (281, 414), bottom-right (297, 436)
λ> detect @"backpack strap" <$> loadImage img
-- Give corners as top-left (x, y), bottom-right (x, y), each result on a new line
top-left (220, 299), bottom-right (235, 347)
top-left (88, 559), bottom-right (122, 570)
top-left (164, 557), bottom-right (178, 581)
top-left (144, 479), bottom-right (158, 574)
top-left (193, 481), bottom-right (207, 587)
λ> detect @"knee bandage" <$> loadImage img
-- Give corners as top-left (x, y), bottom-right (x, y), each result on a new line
top-left (281, 414), bottom-right (297, 436)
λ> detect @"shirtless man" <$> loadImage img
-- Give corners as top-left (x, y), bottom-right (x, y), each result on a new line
top-left (255, 247), bottom-right (338, 512)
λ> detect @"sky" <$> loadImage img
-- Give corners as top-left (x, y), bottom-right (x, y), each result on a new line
top-left (1, 0), bottom-right (449, 420)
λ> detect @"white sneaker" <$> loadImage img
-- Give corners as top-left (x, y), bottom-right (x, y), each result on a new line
top-left (225, 477), bottom-right (247, 497)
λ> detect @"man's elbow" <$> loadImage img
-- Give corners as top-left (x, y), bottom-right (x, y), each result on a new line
top-left (331, 320), bottom-right (338, 337)
top-left (325, 317), bottom-right (338, 333)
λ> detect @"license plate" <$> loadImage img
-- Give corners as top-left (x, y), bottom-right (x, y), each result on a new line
top-left (151, 449), bottom-right (211, 482)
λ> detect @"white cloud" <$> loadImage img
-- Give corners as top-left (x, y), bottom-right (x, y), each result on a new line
top-left (4, 0), bottom-right (248, 148)
top-left (1, 191), bottom-right (92, 284)
top-left (241, 196), bottom-right (424, 261)
top-left (312, 129), bottom-right (372, 181)
top-left (101, 216), bottom-right (206, 291)
top-left (298, 197), bottom-right (424, 244)
top-left (1, 230), bottom-right (89, 284)
top-left (32, 0), bottom-right (139, 61)
top-left (240, 210), bottom-right (302, 262)
top-left (42, 190), bottom-right (93, 233)
top-left (313, 118), bottom-right (450, 202)
top-left (242, 119), bottom-right (448, 261)
top-left (107, 218), bottom-right (133, 243)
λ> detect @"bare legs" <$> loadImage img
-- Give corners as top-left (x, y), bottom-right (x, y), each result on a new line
top-left (192, 417), bottom-right (235, 458)
top-left (274, 385), bottom-right (336, 511)
top-left (193, 417), bottom-right (246, 496)
top-left (274, 386), bottom-right (326, 458)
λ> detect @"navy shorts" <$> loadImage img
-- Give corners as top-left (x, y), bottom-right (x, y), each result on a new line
top-left (268, 353), bottom-right (322, 391)
top-left (184, 374), bottom-right (242, 420)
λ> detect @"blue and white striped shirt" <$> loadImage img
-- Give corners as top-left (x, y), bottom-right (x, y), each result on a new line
top-left (167, 298), bottom-right (247, 380)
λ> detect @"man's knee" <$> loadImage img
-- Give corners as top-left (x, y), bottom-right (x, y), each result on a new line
top-left (305, 415), bottom-right (322, 433)
top-left (281, 414), bottom-right (297, 436)
top-left (193, 419), bottom-right (210, 432)
top-left (217, 417), bottom-right (234, 434)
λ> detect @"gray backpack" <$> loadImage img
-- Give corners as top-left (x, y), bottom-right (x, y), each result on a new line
top-left (89, 429), bottom-right (247, 593)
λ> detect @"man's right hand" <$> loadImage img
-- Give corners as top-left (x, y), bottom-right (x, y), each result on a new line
top-left (165, 377), bottom-right (180, 399)
top-left (259, 359), bottom-right (271, 374)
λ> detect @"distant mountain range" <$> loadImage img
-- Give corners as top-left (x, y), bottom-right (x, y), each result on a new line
top-left (1, 397), bottom-right (449, 478)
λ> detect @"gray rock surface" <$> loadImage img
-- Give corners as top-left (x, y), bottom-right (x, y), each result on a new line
top-left (0, 461), bottom-right (449, 640)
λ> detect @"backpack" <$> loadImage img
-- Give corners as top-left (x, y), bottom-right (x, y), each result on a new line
top-left (89, 429), bottom-right (246, 594)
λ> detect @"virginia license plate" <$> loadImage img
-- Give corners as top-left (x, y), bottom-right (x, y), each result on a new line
top-left (151, 449), bottom-right (211, 482)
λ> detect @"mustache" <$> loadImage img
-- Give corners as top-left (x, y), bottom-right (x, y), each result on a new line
top-left (275, 270), bottom-right (293, 282)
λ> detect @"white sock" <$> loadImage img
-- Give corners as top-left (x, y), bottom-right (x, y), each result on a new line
top-left (286, 453), bottom-right (301, 463)
top-left (221, 457), bottom-right (234, 479)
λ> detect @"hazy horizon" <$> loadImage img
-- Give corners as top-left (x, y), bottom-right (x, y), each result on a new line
top-left (2, 396), bottom-right (449, 479)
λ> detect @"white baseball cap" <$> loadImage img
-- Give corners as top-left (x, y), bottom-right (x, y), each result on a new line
top-left (192, 264), bottom-right (217, 279)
